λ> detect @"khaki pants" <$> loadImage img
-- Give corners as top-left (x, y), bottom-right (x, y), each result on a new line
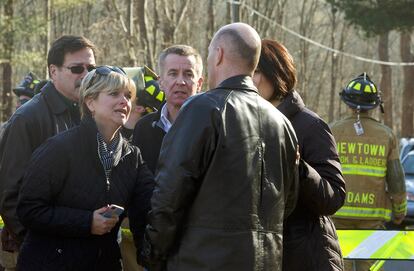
top-left (334, 218), bottom-right (384, 271)
top-left (0, 239), bottom-right (17, 271)
top-left (120, 219), bottom-right (143, 271)
top-left (344, 259), bottom-right (379, 271)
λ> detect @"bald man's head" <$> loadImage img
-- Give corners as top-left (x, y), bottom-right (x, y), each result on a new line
top-left (211, 23), bottom-right (261, 72)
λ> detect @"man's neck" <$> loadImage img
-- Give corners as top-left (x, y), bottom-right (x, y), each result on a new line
top-left (166, 103), bottom-right (180, 123)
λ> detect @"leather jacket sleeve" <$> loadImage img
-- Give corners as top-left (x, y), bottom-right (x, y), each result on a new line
top-left (0, 115), bottom-right (34, 243)
top-left (298, 119), bottom-right (346, 215)
top-left (144, 98), bottom-right (218, 265)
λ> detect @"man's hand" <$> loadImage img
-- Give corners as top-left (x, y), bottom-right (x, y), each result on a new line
top-left (91, 206), bottom-right (119, 235)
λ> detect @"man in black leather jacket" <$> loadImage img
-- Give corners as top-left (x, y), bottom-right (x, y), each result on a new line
top-left (0, 35), bottom-right (97, 267)
top-left (143, 23), bottom-right (299, 271)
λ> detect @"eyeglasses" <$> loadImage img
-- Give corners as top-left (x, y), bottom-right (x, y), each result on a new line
top-left (64, 64), bottom-right (96, 74)
top-left (85, 65), bottom-right (127, 89)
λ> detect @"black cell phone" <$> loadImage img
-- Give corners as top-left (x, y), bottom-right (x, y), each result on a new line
top-left (101, 204), bottom-right (124, 218)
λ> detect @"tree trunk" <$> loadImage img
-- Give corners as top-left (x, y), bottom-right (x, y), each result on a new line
top-left (206, 0), bottom-right (215, 59)
top-left (231, 0), bottom-right (240, 22)
top-left (400, 31), bottom-right (414, 137)
top-left (137, 0), bottom-right (154, 68)
top-left (378, 32), bottom-right (393, 128)
top-left (44, 0), bottom-right (51, 78)
top-left (2, 0), bottom-right (14, 122)
top-left (328, 5), bottom-right (338, 123)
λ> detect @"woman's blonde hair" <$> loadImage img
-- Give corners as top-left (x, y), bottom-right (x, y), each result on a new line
top-left (79, 67), bottom-right (136, 118)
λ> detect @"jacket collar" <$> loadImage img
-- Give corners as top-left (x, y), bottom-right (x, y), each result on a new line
top-left (277, 90), bottom-right (305, 120)
top-left (80, 116), bottom-right (131, 167)
top-left (42, 81), bottom-right (72, 115)
top-left (216, 75), bottom-right (258, 93)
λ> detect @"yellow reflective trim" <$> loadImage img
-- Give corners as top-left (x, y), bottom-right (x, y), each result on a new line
top-left (341, 164), bottom-right (386, 177)
top-left (338, 230), bottom-right (414, 260)
top-left (364, 85), bottom-right (372, 93)
top-left (338, 230), bottom-right (374, 258)
top-left (353, 82), bottom-right (361, 91)
top-left (144, 76), bottom-right (153, 82)
top-left (371, 84), bottom-right (377, 93)
top-left (146, 85), bottom-right (156, 95)
top-left (393, 200), bottom-right (407, 214)
top-left (155, 91), bottom-right (164, 102)
top-left (348, 81), bottom-right (355, 88)
top-left (121, 228), bottom-right (132, 238)
top-left (334, 206), bottom-right (392, 221)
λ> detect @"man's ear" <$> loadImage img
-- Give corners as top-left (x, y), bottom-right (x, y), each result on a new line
top-left (196, 77), bottom-right (204, 92)
top-left (49, 64), bottom-right (58, 80)
top-left (216, 46), bottom-right (224, 66)
top-left (158, 77), bottom-right (166, 92)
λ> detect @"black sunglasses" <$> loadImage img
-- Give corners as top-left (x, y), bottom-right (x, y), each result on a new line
top-left (64, 64), bottom-right (96, 74)
top-left (85, 65), bottom-right (127, 89)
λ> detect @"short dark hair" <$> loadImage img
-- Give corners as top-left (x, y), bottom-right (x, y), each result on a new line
top-left (214, 29), bottom-right (259, 71)
top-left (257, 39), bottom-right (297, 100)
top-left (47, 35), bottom-right (97, 67)
top-left (158, 45), bottom-right (203, 77)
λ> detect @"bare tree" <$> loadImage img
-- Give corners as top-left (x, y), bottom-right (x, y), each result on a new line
top-left (328, 4), bottom-right (338, 123)
top-left (400, 30), bottom-right (414, 136)
top-left (137, 0), bottom-right (154, 67)
top-left (378, 32), bottom-right (393, 128)
top-left (1, 0), bottom-right (14, 121)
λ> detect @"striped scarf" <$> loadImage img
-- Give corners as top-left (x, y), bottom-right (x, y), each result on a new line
top-left (97, 132), bottom-right (120, 179)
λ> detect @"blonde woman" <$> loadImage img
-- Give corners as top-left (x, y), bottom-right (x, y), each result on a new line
top-left (16, 66), bottom-right (154, 270)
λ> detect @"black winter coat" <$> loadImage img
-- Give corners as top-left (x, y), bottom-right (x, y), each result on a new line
top-left (0, 82), bottom-right (80, 242)
top-left (132, 107), bottom-right (166, 174)
top-left (16, 117), bottom-right (154, 271)
top-left (144, 76), bottom-right (299, 271)
top-left (279, 91), bottom-right (345, 271)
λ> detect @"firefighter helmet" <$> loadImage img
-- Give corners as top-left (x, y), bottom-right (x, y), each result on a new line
top-left (13, 72), bottom-right (40, 98)
top-left (137, 74), bottom-right (165, 114)
top-left (340, 73), bottom-right (381, 111)
top-left (123, 65), bottom-right (165, 114)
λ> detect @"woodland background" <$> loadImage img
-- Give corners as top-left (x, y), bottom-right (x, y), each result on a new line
top-left (1, 0), bottom-right (414, 137)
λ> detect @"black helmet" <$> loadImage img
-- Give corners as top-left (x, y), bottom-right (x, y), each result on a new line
top-left (137, 74), bottom-right (165, 113)
top-left (33, 80), bottom-right (49, 95)
top-left (124, 65), bottom-right (165, 114)
top-left (340, 73), bottom-right (381, 111)
top-left (13, 72), bottom-right (40, 98)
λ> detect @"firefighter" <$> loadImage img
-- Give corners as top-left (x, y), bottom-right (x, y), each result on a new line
top-left (122, 66), bottom-right (165, 136)
top-left (331, 73), bottom-right (407, 271)
top-left (12, 72), bottom-right (41, 109)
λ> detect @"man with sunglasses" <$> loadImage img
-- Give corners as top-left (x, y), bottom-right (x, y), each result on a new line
top-left (0, 35), bottom-right (96, 270)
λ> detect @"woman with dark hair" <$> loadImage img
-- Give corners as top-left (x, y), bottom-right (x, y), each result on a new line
top-left (16, 66), bottom-right (153, 270)
top-left (253, 39), bottom-right (346, 271)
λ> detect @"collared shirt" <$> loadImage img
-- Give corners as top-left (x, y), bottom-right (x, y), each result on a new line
top-left (55, 90), bottom-right (81, 125)
top-left (159, 104), bottom-right (173, 133)
top-left (97, 132), bottom-right (121, 179)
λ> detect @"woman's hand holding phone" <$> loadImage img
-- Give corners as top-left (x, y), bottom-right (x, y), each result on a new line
top-left (91, 206), bottom-right (120, 235)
